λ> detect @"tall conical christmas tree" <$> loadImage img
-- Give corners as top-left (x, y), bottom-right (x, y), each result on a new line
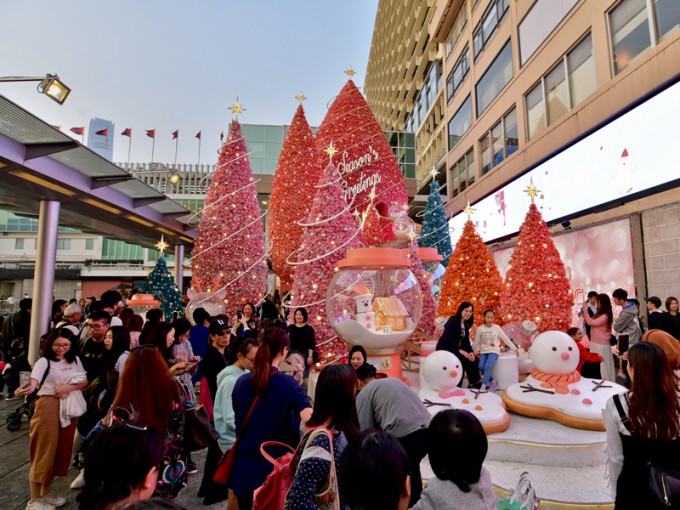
top-left (420, 179), bottom-right (453, 267)
top-left (501, 196), bottom-right (572, 332)
top-left (289, 158), bottom-right (364, 364)
top-left (190, 113), bottom-right (267, 308)
top-left (438, 218), bottom-right (503, 319)
top-left (269, 102), bottom-right (323, 285)
top-left (315, 77), bottom-right (408, 244)
top-left (140, 256), bottom-right (185, 320)
top-left (409, 239), bottom-right (436, 337)
top-left (361, 199), bottom-right (395, 247)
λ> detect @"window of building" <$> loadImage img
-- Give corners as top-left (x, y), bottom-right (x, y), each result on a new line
top-left (407, 61), bottom-right (443, 133)
top-left (479, 107), bottom-right (518, 175)
top-left (56, 238), bottom-right (71, 251)
top-left (449, 149), bottom-right (475, 197)
top-left (609, 0), bottom-right (679, 74)
top-left (518, 0), bottom-right (579, 67)
top-left (525, 34), bottom-right (596, 140)
top-left (448, 95), bottom-right (473, 151)
top-left (473, 0), bottom-right (509, 59)
top-left (445, 1), bottom-right (468, 59)
top-left (475, 39), bottom-right (513, 116)
top-left (447, 45), bottom-right (470, 103)
top-left (85, 238), bottom-right (95, 250)
top-left (102, 238), bottom-right (145, 260)
top-left (15, 238), bottom-right (24, 250)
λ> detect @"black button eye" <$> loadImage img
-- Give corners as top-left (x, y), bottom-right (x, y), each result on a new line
top-left (568, 346), bottom-right (573, 351)
top-left (552, 346), bottom-right (557, 351)
top-left (443, 366), bottom-right (447, 370)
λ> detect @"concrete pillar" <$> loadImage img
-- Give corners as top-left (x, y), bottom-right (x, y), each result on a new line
top-left (174, 243), bottom-right (184, 295)
top-left (28, 200), bottom-right (60, 364)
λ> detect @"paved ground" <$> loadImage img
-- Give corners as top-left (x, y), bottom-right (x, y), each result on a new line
top-left (0, 395), bottom-right (223, 510)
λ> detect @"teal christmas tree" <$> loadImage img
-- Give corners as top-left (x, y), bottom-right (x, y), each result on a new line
top-left (419, 179), bottom-right (453, 267)
top-left (140, 242), bottom-right (184, 320)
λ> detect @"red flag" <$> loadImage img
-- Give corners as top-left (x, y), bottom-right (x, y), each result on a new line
top-left (95, 129), bottom-right (108, 136)
top-left (51, 125), bottom-right (61, 130)
top-left (220, 131), bottom-right (224, 141)
top-left (172, 130), bottom-right (179, 140)
top-left (121, 128), bottom-right (132, 137)
top-left (195, 131), bottom-right (201, 140)
top-left (70, 127), bottom-right (84, 135)
top-left (146, 129), bottom-right (155, 138)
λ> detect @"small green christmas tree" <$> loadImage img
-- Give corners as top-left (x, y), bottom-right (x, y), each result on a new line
top-left (140, 257), bottom-right (185, 320)
top-left (420, 179), bottom-right (453, 267)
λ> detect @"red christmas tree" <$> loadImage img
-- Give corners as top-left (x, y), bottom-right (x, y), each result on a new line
top-left (289, 160), bottom-right (364, 364)
top-left (315, 79), bottom-right (408, 244)
top-left (190, 119), bottom-right (267, 308)
top-left (361, 199), bottom-right (394, 247)
top-left (438, 220), bottom-right (503, 320)
top-left (501, 203), bottom-right (572, 332)
top-left (409, 239), bottom-right (436, 337)
top-left (269, 104), bottom-right (323, 285)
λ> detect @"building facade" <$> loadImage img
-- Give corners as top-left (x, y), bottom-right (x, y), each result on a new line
top-left (87, 117), bottom-right (114, 161)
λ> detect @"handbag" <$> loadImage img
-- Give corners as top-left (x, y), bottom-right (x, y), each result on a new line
top-left (498, 471), bottom-right (540, 510)
top-left (184, 405), bottom-right (220, 451)
top-left (213, 396), bottom-right (259, 485)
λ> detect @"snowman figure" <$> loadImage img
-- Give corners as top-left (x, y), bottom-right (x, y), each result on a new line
top-left (419, 351), bottom-right (511, 434)
top-left (503, 331), bottom-right (627, 430)
top-left (354, 293), bottom-right (375, 332)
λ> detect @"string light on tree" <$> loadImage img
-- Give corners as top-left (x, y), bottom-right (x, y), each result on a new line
top-left (140, 241), bottom-right (184, 320)
top-left (419, 179), bottom-right (454, 267)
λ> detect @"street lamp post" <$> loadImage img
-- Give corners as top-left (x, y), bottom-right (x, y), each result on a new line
top-left (0, 74), bottom-right (71, 104)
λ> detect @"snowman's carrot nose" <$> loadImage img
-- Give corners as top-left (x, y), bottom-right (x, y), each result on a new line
top-left (561, 352), bottom-right (570, 360)
top-left (450, 370), bottom-right (458, 378)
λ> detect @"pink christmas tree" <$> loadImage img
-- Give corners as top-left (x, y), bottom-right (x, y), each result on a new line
top-left (315, 79), bottom-right (408, 244)
top-left (190, 119), bottom-right (267, 308)
top-left (269, 104), bottom-right (323, 285)
top-left (361, 200), bottom-right (394, 247)
top-left (409, 239), bottom-right (436, 337)
top-left (289, 160), bottom-right (364, 364)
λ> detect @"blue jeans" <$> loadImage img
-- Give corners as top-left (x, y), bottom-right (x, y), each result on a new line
top-left (478, 352), bottom-right (499, 386)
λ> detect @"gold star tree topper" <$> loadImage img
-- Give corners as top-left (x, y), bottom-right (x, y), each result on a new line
top-left (463, 200), bottom-right (476, 220)
top-left (228, 98), bottom-right (246, 119)
top-left (296, 91), bottom-right (306, 103)
top-left (155, 235), bottom-right (169, 257)
top-left (345, 66), bottom-right (357, 78)
top-left (428, 166), bottom-right (439, 180)
top-left (524, 178), bottom-right (541, 204)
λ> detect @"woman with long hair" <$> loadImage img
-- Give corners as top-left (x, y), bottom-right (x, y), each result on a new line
top-left (285, 364), bottom-right (359, 508)
top-left (110, 346), bottom-right (187, 498)
top-left (77, 421), bottom-right (164, 510)
top-left (144, 322), bottom-right (193, 378)
top-left (605, 342), bottom-right (680, 508)
top-left (665, 296), bottom-right (680, 340)
top-left (230, 327), bottom-right (313, 510)
top-left (348, 345), bottom-right (367, 371)
top-left (15, 329), bottom-right (88, 510)
top-left (436, 301), bottom-right (481, 388)
top-left (288, 307), bottom-right (316, 379)
top-left (581, 293), bottom-right (616, 381)
top-left (234, 301), bottom-right (260, 339)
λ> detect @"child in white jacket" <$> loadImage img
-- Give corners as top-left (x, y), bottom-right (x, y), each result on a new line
top-left (472, 309), bottom-right (517, 392)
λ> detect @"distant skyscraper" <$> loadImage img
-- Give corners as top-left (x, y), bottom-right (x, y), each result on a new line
top-left (87, 118), bottom-right (114, 161)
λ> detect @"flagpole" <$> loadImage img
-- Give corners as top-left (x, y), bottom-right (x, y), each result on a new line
top-left (127, 135), bottom-right (132, 165)
top-left (151, 137), bottom-right (155, 164)
top-left (197, 137), bottom-right (201, 165)
top-left (174, 136), bottom-right (178, 165)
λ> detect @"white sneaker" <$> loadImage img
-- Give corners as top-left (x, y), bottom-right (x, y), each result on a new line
top-left (26, 499), bottom-right (55, 510)
top-left (488, 381), bottom-right (500, 392)
top-left (70, 470), bottom-right (85, 489)
top-left (41, 495), bottom-right (67, 507)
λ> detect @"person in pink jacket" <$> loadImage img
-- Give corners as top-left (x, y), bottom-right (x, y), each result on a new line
top-left (580, 293), bottom-right (616, 381)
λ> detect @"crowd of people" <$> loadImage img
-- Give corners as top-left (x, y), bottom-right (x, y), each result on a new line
top-left (0, 285), bottom-right (678, 510)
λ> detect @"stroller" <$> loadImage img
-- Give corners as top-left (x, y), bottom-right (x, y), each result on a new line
top-left (3, 337), bottom-right (33, 431)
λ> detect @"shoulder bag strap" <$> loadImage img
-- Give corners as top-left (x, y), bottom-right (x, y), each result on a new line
top-left (613, 393), bottom-right (632, 431)
top-left (36, 359), bottom-right (50, 393)
top-left (231, 395), bottom-right (259, 451)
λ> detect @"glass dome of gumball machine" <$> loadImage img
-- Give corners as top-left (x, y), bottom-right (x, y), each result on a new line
top-left (418, 247), bottom-right (445, 305)
top-left (126, 293), bottom-right (161, 321)
top-left (326, 248), bottom-right (423, 383)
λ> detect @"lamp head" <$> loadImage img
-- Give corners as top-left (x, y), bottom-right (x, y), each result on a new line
top-left (38, 74), bottom-right (70, 104)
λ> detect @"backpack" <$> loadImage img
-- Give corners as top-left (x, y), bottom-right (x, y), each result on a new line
top-left (253, 427), bottom-right (331, 510)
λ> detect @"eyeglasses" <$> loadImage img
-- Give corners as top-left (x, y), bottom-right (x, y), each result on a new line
top-left (87, 323), bottom-right (106, 330)
top-left (245, 355), bottom-right (255, 363)
top-left (53, 343), bottom-right (70, 349)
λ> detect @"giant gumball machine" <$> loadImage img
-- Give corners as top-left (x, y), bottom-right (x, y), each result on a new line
top-left (418, 247), bottom-right (445, 305)
top-left (326, 247), bottom-right (423, 382)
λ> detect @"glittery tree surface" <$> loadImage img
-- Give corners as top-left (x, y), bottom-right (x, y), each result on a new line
top-left (269, 104), bottom-right (323, 285)
top-left (140, 257), bottom-right (185, 320)
top-left (190, 119), bottom-right (267, 308)
top-left (500, 203), bottom-right (572, 332)
top-left (315, 79), bottom-right (408, 244)
top-left (409, 240), bottom-right (436, 337)
top-left (361, 201), bottom-right (394, 247)
top-left (438, 220), bottom-right (503, 320)
top-left (289, 161), bottom-right (364, 364)
top-left (420, 180), bottom-right (453, 267)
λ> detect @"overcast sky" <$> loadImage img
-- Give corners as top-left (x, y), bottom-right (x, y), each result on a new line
top-left (1, 1), bottom-right (378, 165)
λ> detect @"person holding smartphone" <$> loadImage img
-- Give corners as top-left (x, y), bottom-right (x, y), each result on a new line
top-left (233, 302), bottom-right (259, 340)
